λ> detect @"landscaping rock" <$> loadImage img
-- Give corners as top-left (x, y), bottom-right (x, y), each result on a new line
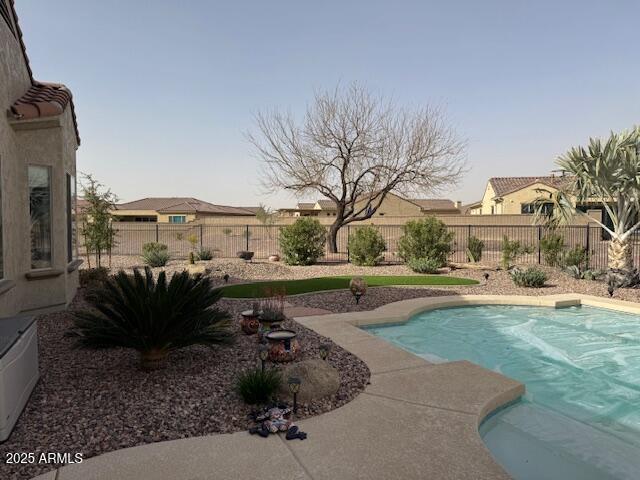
top-left (185, 264), bottom-right (210, 275)
top-left (277, 359), bottom-right (340, 403)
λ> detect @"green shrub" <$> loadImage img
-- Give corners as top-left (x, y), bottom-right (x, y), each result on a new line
top-left (407, 257), bottom-right (442, 274)
top-left (540, 233), bottom-right (565, 267)
top-left (348, 226), bottom-right (386, 266)
top-left (398, 217), bottom-right (453, 265)
top-left (142, 242), bottom-right (167, 255)
top-left (142, 242), bottom-right (170, 267)
top-left (236, 368), bottom-right (282, 405)
top-left (501, 237), bottom-right (532, 269)
top-left (68, 267), bottom-right (234, 370)
top-left (279, 218), bottom-right (326, 265)
top-left (564, 246), bottom-right (588, 269)
top-left (510, 267), bottom-right (547, 288)
top-left (197, 248), bottom-right (214, 261)
top-left (466, 236), bottom-right (484, 262)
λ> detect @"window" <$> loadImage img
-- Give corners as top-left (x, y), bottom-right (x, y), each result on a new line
top-left (521, 203), bottom-right (553, 215)
top-left (490, 206), bottom-right (495, 215)
top-left (168, 215), bottom-right (186, 224)
top-left (29, 166), bottom-right (52, 269)
top-left (66, 174), bottom-right (77, 262)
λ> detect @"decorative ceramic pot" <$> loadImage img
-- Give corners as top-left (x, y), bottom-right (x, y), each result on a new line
top-left (240, 309), bottom-right (260, 335)
top-left (257, 319), bottom-right (281, 342)
top-left (268, 254), bottom-right (280, 262)
top-left (265, 329), bottom-right (299, 363)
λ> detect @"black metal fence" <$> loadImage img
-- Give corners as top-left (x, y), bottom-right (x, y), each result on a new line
top-left (84, 223), bottom-right (638, 270)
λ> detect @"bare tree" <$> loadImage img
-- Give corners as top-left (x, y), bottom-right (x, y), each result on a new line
top-left (248, 83), bottom-right (466, 252)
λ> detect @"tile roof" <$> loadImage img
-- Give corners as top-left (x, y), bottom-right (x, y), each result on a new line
top-left (316, 200), bottom-right (337, 209)
top-left (489, 176), bottom-right (571, 198)
top-left (10, 81), bottom-right (73, 119)
top-left (296, 202), bottom-right (316, 210)
top-left (6, 1), bottom-right (80, 144)
top-left (460, 201), bottom-right (482, 214)
top-left (116, 198), bottom-right (255, 216)
top-left (411, 199), bottom-right (458, 211)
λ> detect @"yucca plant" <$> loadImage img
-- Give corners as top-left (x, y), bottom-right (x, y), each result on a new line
top-left (68, 267), bottom-right (234, 370)
top-left (535, 127), bottom-right (640, 273)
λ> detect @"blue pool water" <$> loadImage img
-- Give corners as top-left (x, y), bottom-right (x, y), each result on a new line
top-left (365, 305), bottom-right (640, 480)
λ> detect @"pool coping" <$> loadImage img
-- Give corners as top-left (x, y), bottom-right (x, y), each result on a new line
top-left (292, 293), bottom-right (640, 479)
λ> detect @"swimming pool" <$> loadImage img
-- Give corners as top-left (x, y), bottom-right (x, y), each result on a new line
top-left (365, 305), bottom-right (640, 480)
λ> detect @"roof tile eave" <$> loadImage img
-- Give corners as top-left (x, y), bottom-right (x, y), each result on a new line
top-left (7, 1), bottom-right (80, 144)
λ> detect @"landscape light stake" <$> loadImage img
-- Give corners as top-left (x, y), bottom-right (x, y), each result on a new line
top-left (483, 272), bottom-right (489, 282)
top-left (319, 343), bottom-right (331, 361)
top-left (258, 343), bottom-right (269, 372)
top-left (288, 377), bottom-right (301, 413)
top-left (223, 273), bottom-right (230, 283)
top-left (608, 284), bottom-right (615, 298)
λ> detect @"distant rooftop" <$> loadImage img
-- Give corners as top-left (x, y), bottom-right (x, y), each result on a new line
top-left (116, 197), bottom-right (256, 216)
top-left (489, 175), bottom-right (571, 198)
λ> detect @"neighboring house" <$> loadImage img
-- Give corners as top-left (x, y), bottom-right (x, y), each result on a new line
top-left (462, 201), bottom-right (483, 215)
top-left (0, 0), bottom-right (81, 315)
top-left (279, 193), bottom-right (461, 217)
top-left (113, 197), bottom-right (257, 223)
top-left (475, 175), bottom-right (571, 215)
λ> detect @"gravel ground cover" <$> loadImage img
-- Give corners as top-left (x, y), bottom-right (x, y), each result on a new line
top-left (0, 293), bottom-right (369, 480)
top-left (6, 256), bottom-right (639, 479)
top-left (87, 255), bottom-right (640, 305)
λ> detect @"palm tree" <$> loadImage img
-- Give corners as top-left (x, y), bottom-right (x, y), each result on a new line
top-left (536, 127), bottom-right (640, 272)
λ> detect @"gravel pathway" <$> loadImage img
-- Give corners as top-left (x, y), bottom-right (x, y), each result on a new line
top-left (0, 293), bottom-right (369, 480)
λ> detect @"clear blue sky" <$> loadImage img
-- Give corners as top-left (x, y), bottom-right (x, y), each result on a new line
top-left (17, 0), bottom-right (640, 207)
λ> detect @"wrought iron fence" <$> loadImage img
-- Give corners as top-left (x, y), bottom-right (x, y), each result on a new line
top-left (82, 223), bottom-right (638, 270)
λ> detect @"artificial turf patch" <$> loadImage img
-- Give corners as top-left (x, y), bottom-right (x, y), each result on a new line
top-left (219, 275), bottom-right (478, 298)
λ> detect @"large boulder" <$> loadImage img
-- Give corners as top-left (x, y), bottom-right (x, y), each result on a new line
top-left (277, 359), bottom-right (340, 403)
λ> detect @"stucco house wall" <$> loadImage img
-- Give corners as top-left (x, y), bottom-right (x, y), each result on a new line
top-left (0, 1), bottom-right (80, 316)
top-left (353, 193), bottom-right (423, 217)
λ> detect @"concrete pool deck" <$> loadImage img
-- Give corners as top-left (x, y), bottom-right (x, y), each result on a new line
top-left (32, 293), bottom-right (640, 480)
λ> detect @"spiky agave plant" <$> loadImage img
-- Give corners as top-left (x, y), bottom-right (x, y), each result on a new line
top-left (68, 267), bottom-right (234, 370)
top-left (535, 127), bottom-right (640, 273)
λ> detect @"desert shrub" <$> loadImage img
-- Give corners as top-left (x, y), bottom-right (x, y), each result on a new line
top-left (407, 257), bottom-right (442, 274)
top-left (142, 242), bottom-right (167, 255)
top-left (78, 267), bottom-right (109, 297)
top-left (236, 368), bottom-right (282, 405)
top-left (398, 217), bottom-right (453, 265)
top-left (540, 233), bottom-right (565, 267)
top-left (197, 248), bottom-right (214, 261)
top-left (279, 218), bottom-right (326, 266)
top-left (68, 267), bottom-right (234, 370)
top-left (237, 250), bottom-right (254, 261)
top-left (510, 267), bottom-right (547, 288)
top-left (564, 246), bottom-right (588, 269)
top-left (259, 293), bottom-right (286, 324)
top-left (348, 226), bottom-right (386, 266)
top-left (501, 237), bottom-right (532, 270)
top-left (466, 236), bottom-right (484, 262)
top-left (79, 267), bottom-right (110, 292)
top-left (142, 242), bottom-right (170, 267)
top-left (222, 228), bottom-right (232, 236)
